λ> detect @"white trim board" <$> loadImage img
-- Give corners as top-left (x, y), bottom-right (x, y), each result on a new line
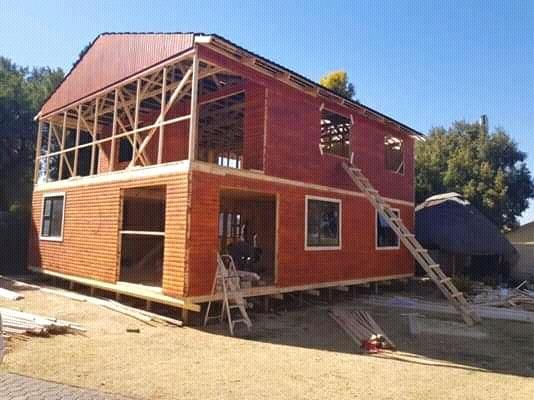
top-left (33, 159), bottom-right (414, 208)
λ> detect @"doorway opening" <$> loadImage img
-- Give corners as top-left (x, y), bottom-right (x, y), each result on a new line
top-left (119, 186), bottom-right (166, 287)
top-left (219, 189), bottom-right (277, 287)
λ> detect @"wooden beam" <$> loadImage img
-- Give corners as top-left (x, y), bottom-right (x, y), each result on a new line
top-left (109, 89), bottom-right (118, 172)
top-left (45, 121), bottom-right (52, 182)
top-left (33, 120), bottom-right (43, 184)
top-left (131, 79), bottom-right (141, 167)
top-left (90, 98), bottom-right (99, 175)
top-left (73, 105), bottom-right (81, 176)
top-left (188, 49), bottom-right (200, 161)
top-left (131, 67), bottom-right (193, 166)
top-left (157, 67), bottom-right (167, 164)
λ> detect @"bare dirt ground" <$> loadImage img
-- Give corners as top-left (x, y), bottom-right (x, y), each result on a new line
top-left (1, 276), bottom-right (533, 400)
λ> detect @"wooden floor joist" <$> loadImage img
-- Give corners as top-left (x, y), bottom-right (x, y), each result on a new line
top-left (28, 266), bottom-right (200, 312)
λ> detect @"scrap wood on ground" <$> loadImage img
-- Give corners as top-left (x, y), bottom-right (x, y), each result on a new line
top-left (329, 308), bottom-right (396, 353)
top-left (471, 280), bottom-right (534, 311)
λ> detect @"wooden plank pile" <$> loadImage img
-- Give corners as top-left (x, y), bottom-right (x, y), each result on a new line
top-left (0, 288), bottom-right (24, 301)
top-left (329, 308), bottom-right (396, 352)
top-left (364, 295), bottom-right (534, 323)
top-left (0, 307), bottom-right (85, 339)
top-left (472, 281), bottom-right (534, 311)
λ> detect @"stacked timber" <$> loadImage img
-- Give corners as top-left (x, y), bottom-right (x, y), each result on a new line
top-left (329, 308), bottom-right (395, 352)
top-left (0, 307), bottom-right (85, 339)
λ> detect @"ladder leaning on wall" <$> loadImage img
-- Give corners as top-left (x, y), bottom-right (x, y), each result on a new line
top-left (342, 161), bottom-right (480, 326)
top-left (204, 253), bottom-right (253, 335)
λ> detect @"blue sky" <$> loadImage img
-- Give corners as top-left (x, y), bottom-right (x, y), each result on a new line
top-left (1, 1), bottom-right (533, 221)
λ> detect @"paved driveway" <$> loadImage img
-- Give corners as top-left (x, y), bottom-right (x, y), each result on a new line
top-left (0, 373), bottom-right (135, 400)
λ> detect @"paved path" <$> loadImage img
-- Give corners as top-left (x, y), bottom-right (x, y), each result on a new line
top-left (0, 373), bottom-right (135, 400)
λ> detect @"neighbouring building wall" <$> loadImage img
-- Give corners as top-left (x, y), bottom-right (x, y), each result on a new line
top-left (28, 172), bottom-right (190, 297)
top-left (186, 169), bottom-right (414, 298)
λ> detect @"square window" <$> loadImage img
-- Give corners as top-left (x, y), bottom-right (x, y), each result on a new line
top-left (320, 110), bottom-right (352, 158)
top-left (385, 135), bottom-right (404, 174)
top-left (376, 209), bottom-right (400, 249)
top-left (41, 194), bottom-right (65, 240)
top-left (305, 196), bottom-right (341, 249)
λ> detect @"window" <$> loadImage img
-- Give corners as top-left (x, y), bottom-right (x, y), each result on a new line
top-left (305, 196), bottom-right (341, 250)
top-left (119, 138), bottom-right (133, 162)
top-left (376, 209), bottom-right (400, 249)
top-left (320, 110), bottom-right (352, 158)
top-left (41, 194), bottom-right (65, 240)
top-left (384, 135), bottom-right (404, 174)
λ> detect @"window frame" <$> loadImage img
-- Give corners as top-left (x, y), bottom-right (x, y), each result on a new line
top-left (304, 195), bottom-right (342, 251)
top-left (319, 108), bottom-right (353, 160)
top-left (40, 192), bottom-right (66, 242)
top-left (375, 208), bottom-right (400, 250)
top-left (384, 135), bottom-right (405, 175)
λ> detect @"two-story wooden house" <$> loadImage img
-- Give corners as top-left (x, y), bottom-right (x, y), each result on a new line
top-left (28, 33), bottom-right (424, 317)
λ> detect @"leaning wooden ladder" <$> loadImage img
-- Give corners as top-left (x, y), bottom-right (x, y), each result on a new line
top-left (342, 162), bottom-right (480, 325)
top-left (203, 253), bottom-right (253, 335)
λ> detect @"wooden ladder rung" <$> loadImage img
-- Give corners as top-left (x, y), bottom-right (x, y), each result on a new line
top-left (427, 264), bottom-right (440, 269)
top-left (451, 292), bottom-right (464, 298)
top-left (439, 277), bottom-right (451, 284)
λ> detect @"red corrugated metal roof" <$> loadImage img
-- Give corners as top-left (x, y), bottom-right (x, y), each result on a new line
top-left (40, 33), bottom-right (194, 116)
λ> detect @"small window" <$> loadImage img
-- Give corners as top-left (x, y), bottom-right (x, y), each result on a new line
top-left (119, 138), bottom-right (133, 162)
top-left (41, 194), bottom-right (65, 240)
top-left (320, 110), bottom-right (352, 158)
top-left (305, 196), bottom-right (341, 250)
top-left (376, 209), bottom-right (400, 249)
top-left (385, 135), bottom-right (404, 174)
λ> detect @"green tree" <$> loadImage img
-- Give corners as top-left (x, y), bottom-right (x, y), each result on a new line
top-left (416, 120), bottom-right (533, 230)
top-left (320, 70), bottom-right (356, 99)
top-left (0, 56), bottom-right (64, 210)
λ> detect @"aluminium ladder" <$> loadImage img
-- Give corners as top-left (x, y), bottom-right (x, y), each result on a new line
top-left (342, 162), bottom-right (480, 325)
top-left (203, 253), bottom-right (252, 335)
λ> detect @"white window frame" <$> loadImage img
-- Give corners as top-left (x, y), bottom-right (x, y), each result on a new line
top-left (40, 192), bottom-right (66, 242)
top-left (304, 195), bottom-right (342, 251)
top-left (384, 135), bottom-right (405, 176)
top-left (375, 208), bottom-right (400, 250)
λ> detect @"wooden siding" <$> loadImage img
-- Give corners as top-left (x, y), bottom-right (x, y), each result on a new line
top-left (187, 170), bottom-right (414, 297)
top-left (28, 172), bottom-right (190, 297)
top-left (197, 45), bottom-right (415, 203)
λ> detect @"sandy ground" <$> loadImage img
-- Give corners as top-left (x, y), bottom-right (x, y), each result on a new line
top-left (1, 277), bottom-right (534, 400)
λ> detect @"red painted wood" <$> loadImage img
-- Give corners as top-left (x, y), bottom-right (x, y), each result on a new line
top-left (187, 170), bottom-right (414, 297)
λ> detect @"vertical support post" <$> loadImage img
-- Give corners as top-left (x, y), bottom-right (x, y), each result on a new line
top-left (73, 104), bottom-right (81, 176)
top-left (157, 67), bottom-right (167, 164)
top-left (188, 50), bottom-right (200, 161)
top-left (33, 120), bottom-right (43, 184)
top-left (45, 121), bottom-right (52, 182)
top-left (131, 79), bottom-right (141, 167)
top-left (90, 98), bottom-right (99, 175)
top-left (58, 111), bottom-right (67, 180)
top-left (109, 89), bottom-right (119, 172)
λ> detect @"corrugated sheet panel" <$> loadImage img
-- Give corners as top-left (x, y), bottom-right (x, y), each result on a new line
top-left (41, 33), bottom-right (194, 116)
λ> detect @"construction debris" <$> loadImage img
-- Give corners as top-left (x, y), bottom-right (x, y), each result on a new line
top-left (472, 281), bottom-right (534, 311)
top-left (0, 288), bottom-right (24, 301)
top-left (407, 314), bottom-right (488, 339)
top-left (363, 295), bottom-right (534, 323)
top-left (329, 308), bottom-right (395, 352)
top-left (0, 307), bottom-right (85, 339)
